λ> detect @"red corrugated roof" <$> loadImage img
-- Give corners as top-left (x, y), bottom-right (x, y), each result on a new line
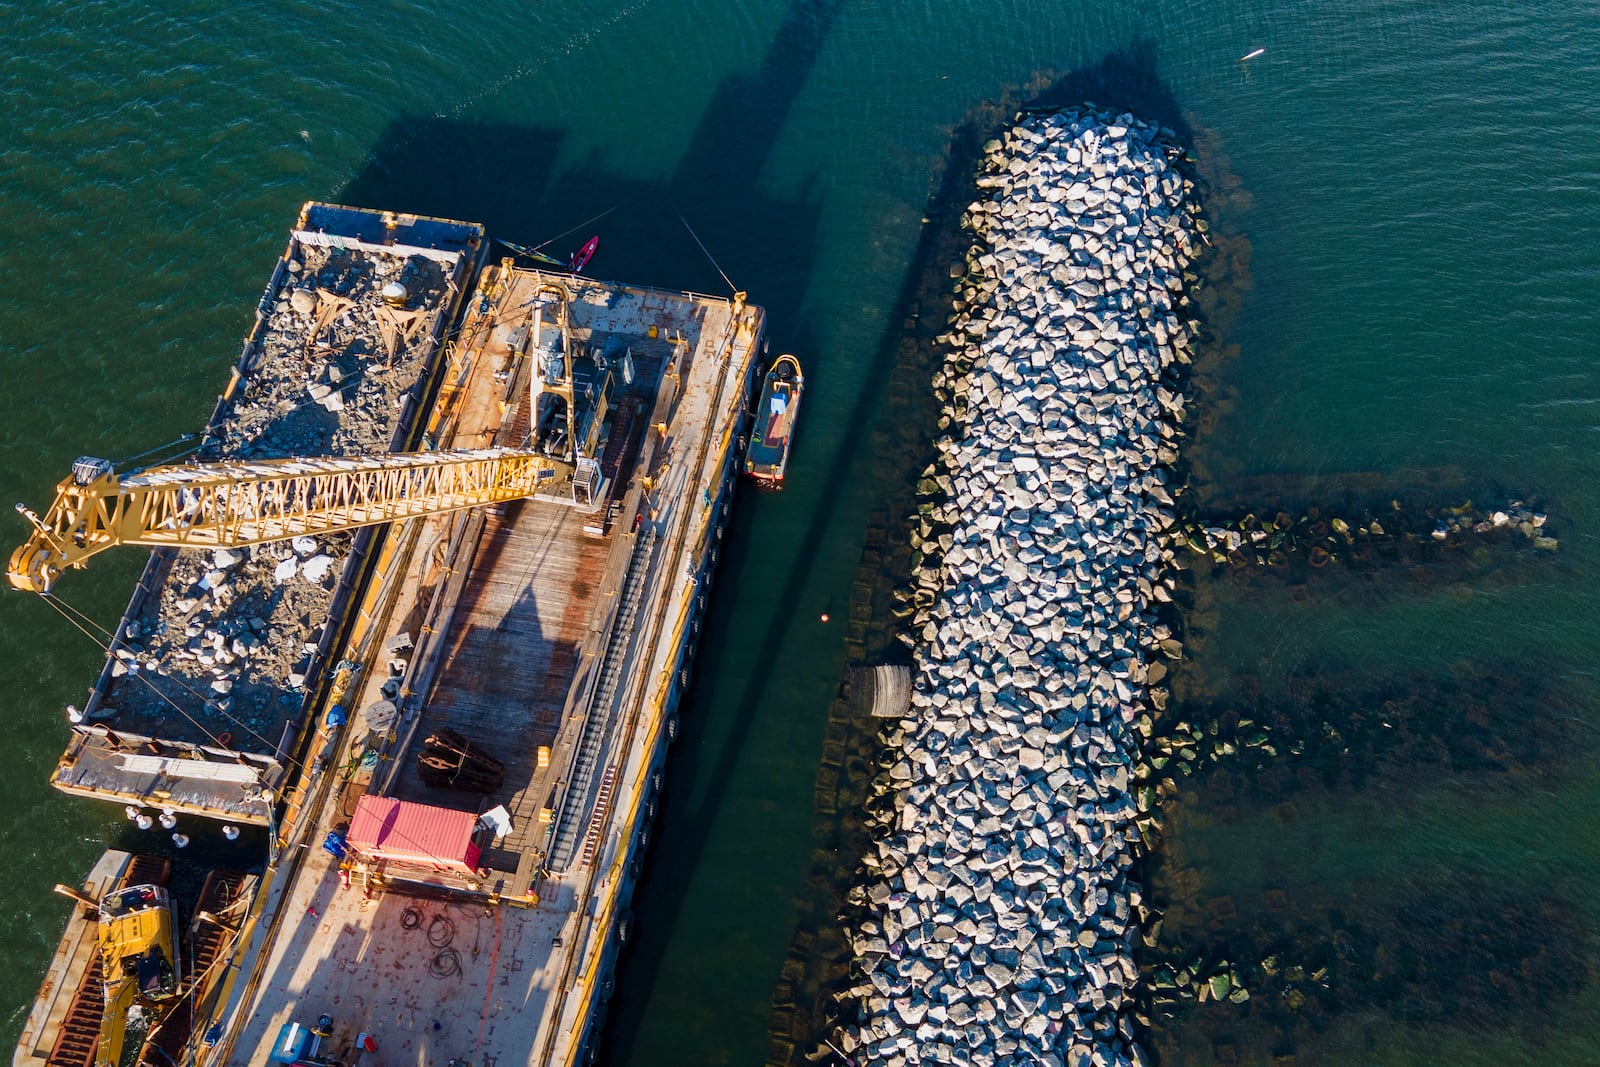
top-left (347, 796), bottom-right (481, 874)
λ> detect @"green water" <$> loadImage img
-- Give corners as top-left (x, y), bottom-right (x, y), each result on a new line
top-left (1, 2), bottom-right (1597, 1064)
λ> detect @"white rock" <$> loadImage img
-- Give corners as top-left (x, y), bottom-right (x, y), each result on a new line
top-left (301, 555), bottom-right (335, 583)
top-left (842, 107), bottom-right (1196, 1061)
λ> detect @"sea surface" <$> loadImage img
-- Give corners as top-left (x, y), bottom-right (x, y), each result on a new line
top-left (1, 2), bottom-right (1597, 1065)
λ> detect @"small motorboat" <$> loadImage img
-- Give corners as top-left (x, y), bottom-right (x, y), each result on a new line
top-left (568, 235), bottom-right (599, 273)
top-left (745, 354), bottom-right (803, 486)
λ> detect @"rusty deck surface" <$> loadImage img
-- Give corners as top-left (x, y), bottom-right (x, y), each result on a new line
top-left (388, 497), bottom-right (609, 874)
top-left (15, 851), bottom-right (131, 1067)
top-left (222, 885), bottom-right (577, 1067)
top-left (208, 266), bottom-right (765, 1067)
top-left (138, 870), bottom-right (254, 1067)
top-left (16, 853), bottom-right (173, 1067)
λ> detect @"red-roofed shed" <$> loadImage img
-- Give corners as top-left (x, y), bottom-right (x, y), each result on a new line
top-left (346, 795), bottom-right (482, 875)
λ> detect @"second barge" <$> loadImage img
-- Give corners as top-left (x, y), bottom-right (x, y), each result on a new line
top-left (49, 205), bottom-right (488, 825)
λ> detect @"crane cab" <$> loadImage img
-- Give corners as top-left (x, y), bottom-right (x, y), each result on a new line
top-left (527, 293), bottom-right (615, 511)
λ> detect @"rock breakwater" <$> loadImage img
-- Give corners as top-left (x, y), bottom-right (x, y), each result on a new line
top-left (837, 109), bottom-right (1201, 1066)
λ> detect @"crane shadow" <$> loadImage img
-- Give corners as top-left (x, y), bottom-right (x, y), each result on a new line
top-left (332, 1), bottom-right (839, 1062)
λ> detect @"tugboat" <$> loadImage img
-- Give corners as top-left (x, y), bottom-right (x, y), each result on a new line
top-left (745, 354), bottom-right (803, 486)
top-left (95, 882), bottom-right (180, 1067)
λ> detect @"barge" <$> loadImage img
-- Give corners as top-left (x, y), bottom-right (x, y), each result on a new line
top-left (49, 204), bottom-right (487, 825)
top-left (19, 853), bottom-right (256, 1067)
top-left (15, 852), bottom-right (168, 1067)
top-left (15, 203), bottom-right (766, 1066)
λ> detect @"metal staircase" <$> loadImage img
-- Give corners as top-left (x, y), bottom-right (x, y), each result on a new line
top-left (547, 530), bottom-right (656, 871)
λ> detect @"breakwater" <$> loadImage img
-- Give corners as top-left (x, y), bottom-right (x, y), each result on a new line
top-left (836, 109), bottom-right (1200, 1065)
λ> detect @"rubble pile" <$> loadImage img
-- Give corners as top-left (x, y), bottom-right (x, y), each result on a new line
top-left (96, 240), bottom-right (455, 743)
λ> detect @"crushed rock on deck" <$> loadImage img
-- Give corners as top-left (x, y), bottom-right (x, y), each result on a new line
top-left (88, 236), bottom-right (460, 744)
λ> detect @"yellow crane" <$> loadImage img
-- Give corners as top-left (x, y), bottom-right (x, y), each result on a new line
top-left (9, 447), bottom-right (561, 594)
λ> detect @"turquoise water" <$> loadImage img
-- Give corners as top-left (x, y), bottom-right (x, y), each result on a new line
top-left (2, 1), bottom-right (1598, 1064)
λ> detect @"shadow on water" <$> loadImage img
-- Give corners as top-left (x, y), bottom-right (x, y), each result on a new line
top-left (735, 33), bottom-right (1590, 1067)
top-left (754, 42), bottom-right (1234, 1064)
top-left (1168, 478), bottom-right (1570, 610)
top-left (1142, 868), bottom-right (1593, 1064)
top-left (338, 5), bottom-right (841, 325)
top-left (329, 4), bottom-right (844, 1062)
top-left (1149, 662), bottom-right (1593, 821)
top-left (107, 820), bottom-right (268, 910)
top-left (1129, 43), bottom-right (1593, 1063)
top-left (1023, 40), bottom-right (1196, 148)
top-left (758, 70), bottom-right (1011, 1067)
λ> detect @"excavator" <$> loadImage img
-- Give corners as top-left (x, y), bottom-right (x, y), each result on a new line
top-left (4, 444), bottom-right (553, 1067)
top-left (6, 311), bottom-right (617, 1067)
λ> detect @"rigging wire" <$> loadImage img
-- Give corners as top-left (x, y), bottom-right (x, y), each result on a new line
top-left (40, 589), bottom-right (483, 870)
top-left (51, 590), bottom-right (285, 756)
top-left (39, 595), bottom-right (239, 758)
top-left (427, 913), bottom-right (457, 948)
top-left (677, 213), bottom-right (738, 295)
top-left (48, 591), bottom-right (117, 645)
top-left (139, 875), bottom-right (256, 1055)
top-left (113, 433), bottom-right (198, 469)
top-left (44, 593), bottom-right (491, 1061)
top-left (23, 230), bottom-right (639, 867)
top-left (498, 202), bottom-right (621, 259)
top-left (128, 206), bottom-right (605, 466)
top-left (429, 947), bottom-right (462, 979)
top-left (15, 241), bottom-right (602, 874)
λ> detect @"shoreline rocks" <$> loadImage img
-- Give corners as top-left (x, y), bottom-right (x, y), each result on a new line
top-left (1180, 499), bottom-right (1555, 570)
top-left (837, 108), bottom-right (1201, 1066)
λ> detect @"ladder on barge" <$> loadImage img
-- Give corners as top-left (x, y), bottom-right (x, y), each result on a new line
top-left (548, 529), bottom-right (657, 871)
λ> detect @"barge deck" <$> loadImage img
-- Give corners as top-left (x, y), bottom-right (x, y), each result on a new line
top-left (17, 202), bottom-right (766, 1067)
top-left (199, 257), bottom-right (764, 1065)
top-left (51, 205), bottom-right (486, 824)
top-left (15, 852), bottom-right (173, 1067)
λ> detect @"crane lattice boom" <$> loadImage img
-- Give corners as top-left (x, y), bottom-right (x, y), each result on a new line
top-left (9, 447), bottom-right (558, 593)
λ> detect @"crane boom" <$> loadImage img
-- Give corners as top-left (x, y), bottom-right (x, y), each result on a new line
top-left (9, 447), bottom-right (559, 593)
